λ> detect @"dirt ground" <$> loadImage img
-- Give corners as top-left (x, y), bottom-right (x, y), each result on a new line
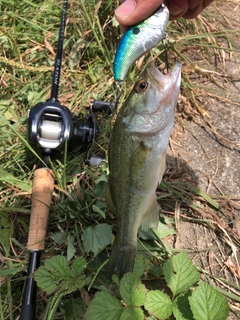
top-left (162, 1), bottom-right (240, 318)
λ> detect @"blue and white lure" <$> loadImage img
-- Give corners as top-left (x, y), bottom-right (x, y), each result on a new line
top-left (113, 4), bottom-right (169, 82)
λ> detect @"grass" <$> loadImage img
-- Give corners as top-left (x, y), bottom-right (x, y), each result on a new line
top-left (0, 0), bottom-right (240, 319)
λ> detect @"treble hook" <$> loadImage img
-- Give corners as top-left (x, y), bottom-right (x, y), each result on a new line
top-left (163, 33), bottom-right (169, 73)
top-left (114, 81), bottom-right (123, 112)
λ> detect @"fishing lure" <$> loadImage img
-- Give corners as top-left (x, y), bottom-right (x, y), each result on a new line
top-left (113, 4), bottom-right (169, 82)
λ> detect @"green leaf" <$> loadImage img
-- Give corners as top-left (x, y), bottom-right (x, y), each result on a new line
top-left (0, 98), bottom-right (18, 121)
top-left (92, 204), bottom-right (106, 218)
top-left (173, 292), bottom-right (194, 320)
top-left (163, 251), bottom-right (200, 296)
top-left (70, 257), bottom-right (86, 278)
top-left (189, 185), bottom-right (219, 209)
top-left (86, 291), bottom-right (123, 320)
top-left (60, 297), bottom-right (84, 320)
top-left (81, 223), bottom-right (112, 256)
top-left (153, 221), bottom-right (176, 239)
top-left (0, 168), bottom-right (30, 191)
top-left (35, 256), bottom-right (86, 294)
top-left (189, 282), bottom-right (229, 320)
top-left (145, 290), bottom-right (173, 319)
top-left (120, 273), bottom-right (147, 307)
top-left (149, 264), bottom-right (163, 277)
top-left (120, 307), bottom-right (144, 320)
top-left (93, 181), bottom-right (107, 198)
top-left (67, 234), bottom-right (76, 262)
top-left (51, 232), bottom-right (66, 244)
top-left (132, 255), bottom-right (145, 277)
top-left (0, 266), bottom-right (25, 276)
top-left (45, 255), bottom-right (69, 278)
top-left (35, 268), bottom-right (57, 294)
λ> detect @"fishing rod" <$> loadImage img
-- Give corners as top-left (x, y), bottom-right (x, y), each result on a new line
top-left (20, 1), bottom-right (114, 318)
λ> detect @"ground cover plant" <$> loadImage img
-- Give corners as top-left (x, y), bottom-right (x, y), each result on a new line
top-left (0, 0), bottom-right (240, 319)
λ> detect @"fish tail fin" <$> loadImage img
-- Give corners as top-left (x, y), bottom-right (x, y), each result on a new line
top-left (107, 241), bottom-right (136, 279)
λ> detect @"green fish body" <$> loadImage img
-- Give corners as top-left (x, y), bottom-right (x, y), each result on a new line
top-left (107, 62), bottom-right (182, 278)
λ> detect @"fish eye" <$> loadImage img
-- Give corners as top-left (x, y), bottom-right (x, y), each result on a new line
top-left (135, 79), bottom-right (148, 93)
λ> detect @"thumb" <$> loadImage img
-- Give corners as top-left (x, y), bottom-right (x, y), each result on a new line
top-left (115, 0), bottom-right (164, 26)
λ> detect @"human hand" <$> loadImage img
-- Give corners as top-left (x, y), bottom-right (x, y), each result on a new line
top-left (115, 0), bottom-right (214, 27)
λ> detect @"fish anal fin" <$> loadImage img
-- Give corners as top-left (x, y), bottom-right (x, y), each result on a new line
top-left (141, 197), bottom-right (159, 231)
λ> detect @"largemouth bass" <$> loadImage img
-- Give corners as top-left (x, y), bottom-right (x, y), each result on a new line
top-left (107, 61), bottom-right (182, 278)
top-left (114, 4), bottom-right (169, 81)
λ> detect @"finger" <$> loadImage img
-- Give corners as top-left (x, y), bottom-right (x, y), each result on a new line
top-left (164, 0), bottom-right (189, 20)
top-left (182, 0), bottom-right (214, 19)
top-left (115, 0), bottom-right (163, 26)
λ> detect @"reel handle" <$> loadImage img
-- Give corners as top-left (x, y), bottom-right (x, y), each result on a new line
top-left (27, 168), bottom-right (55, 251)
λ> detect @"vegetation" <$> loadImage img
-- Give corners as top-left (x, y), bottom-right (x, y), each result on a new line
top-left (0, 0), bottom-right (239, 319)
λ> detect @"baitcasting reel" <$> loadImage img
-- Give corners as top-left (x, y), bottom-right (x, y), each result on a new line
top-left (28, 99), bottom-right (114, 163)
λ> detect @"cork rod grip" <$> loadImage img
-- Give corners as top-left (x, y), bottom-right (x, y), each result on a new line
top-left (27, 168), bottom-right (55, 251)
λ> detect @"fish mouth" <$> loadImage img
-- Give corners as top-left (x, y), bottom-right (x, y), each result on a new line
top-left (147, 61), bottom-right (182, 87)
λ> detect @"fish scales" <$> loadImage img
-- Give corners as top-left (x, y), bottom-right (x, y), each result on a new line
top-left (107, 61), bottom-right (182, 278)
top-left (114, 4), bottom-right (169, 81)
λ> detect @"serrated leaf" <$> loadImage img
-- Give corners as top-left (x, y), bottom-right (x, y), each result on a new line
top-left (120, 307), bottom-right (144, 320)
top-left (45, 255), bottom-right (69, 278)
top-left (173, 292), bottom-right (194, 320)
top-left (35, 268), bottom-right (57, 294)
top-left (163, 251), bottom-right (200, 295)
top-left (120, 273), bottom-right (147, 307)
top-left (132, 255), bottom-right (145, 277)
top-left (189, 282), bottom-right (229, 320)
top-left (145, 290), bottom-right (173, 319)
top-left (86, 291), bottom-right (123, 320)
top-left (81, 223), bottom-right (112, 256)
top-left (70, 257), bottom-right (86, 278)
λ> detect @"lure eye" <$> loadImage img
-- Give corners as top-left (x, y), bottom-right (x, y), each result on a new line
top-left (135, 79), bottom-right (148, 93)
top-left (133, 27), bottom-right (140, 34)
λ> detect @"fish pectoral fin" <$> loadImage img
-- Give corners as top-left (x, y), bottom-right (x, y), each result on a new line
top-left (158, 152), bottom-right (166, 184)
top-left (141, 196), bottom-right (159, 231)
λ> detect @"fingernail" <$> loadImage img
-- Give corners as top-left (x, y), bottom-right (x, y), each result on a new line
top-left (115, 0), bottom-right (136, 19)
top-left (188, 0), bottom-right (200, 10)
top-left (168, 3), bottom-right (184, 17)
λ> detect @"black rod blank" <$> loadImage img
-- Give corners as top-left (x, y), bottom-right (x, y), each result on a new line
top-left (50, 0), bottom-right (68, 101)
